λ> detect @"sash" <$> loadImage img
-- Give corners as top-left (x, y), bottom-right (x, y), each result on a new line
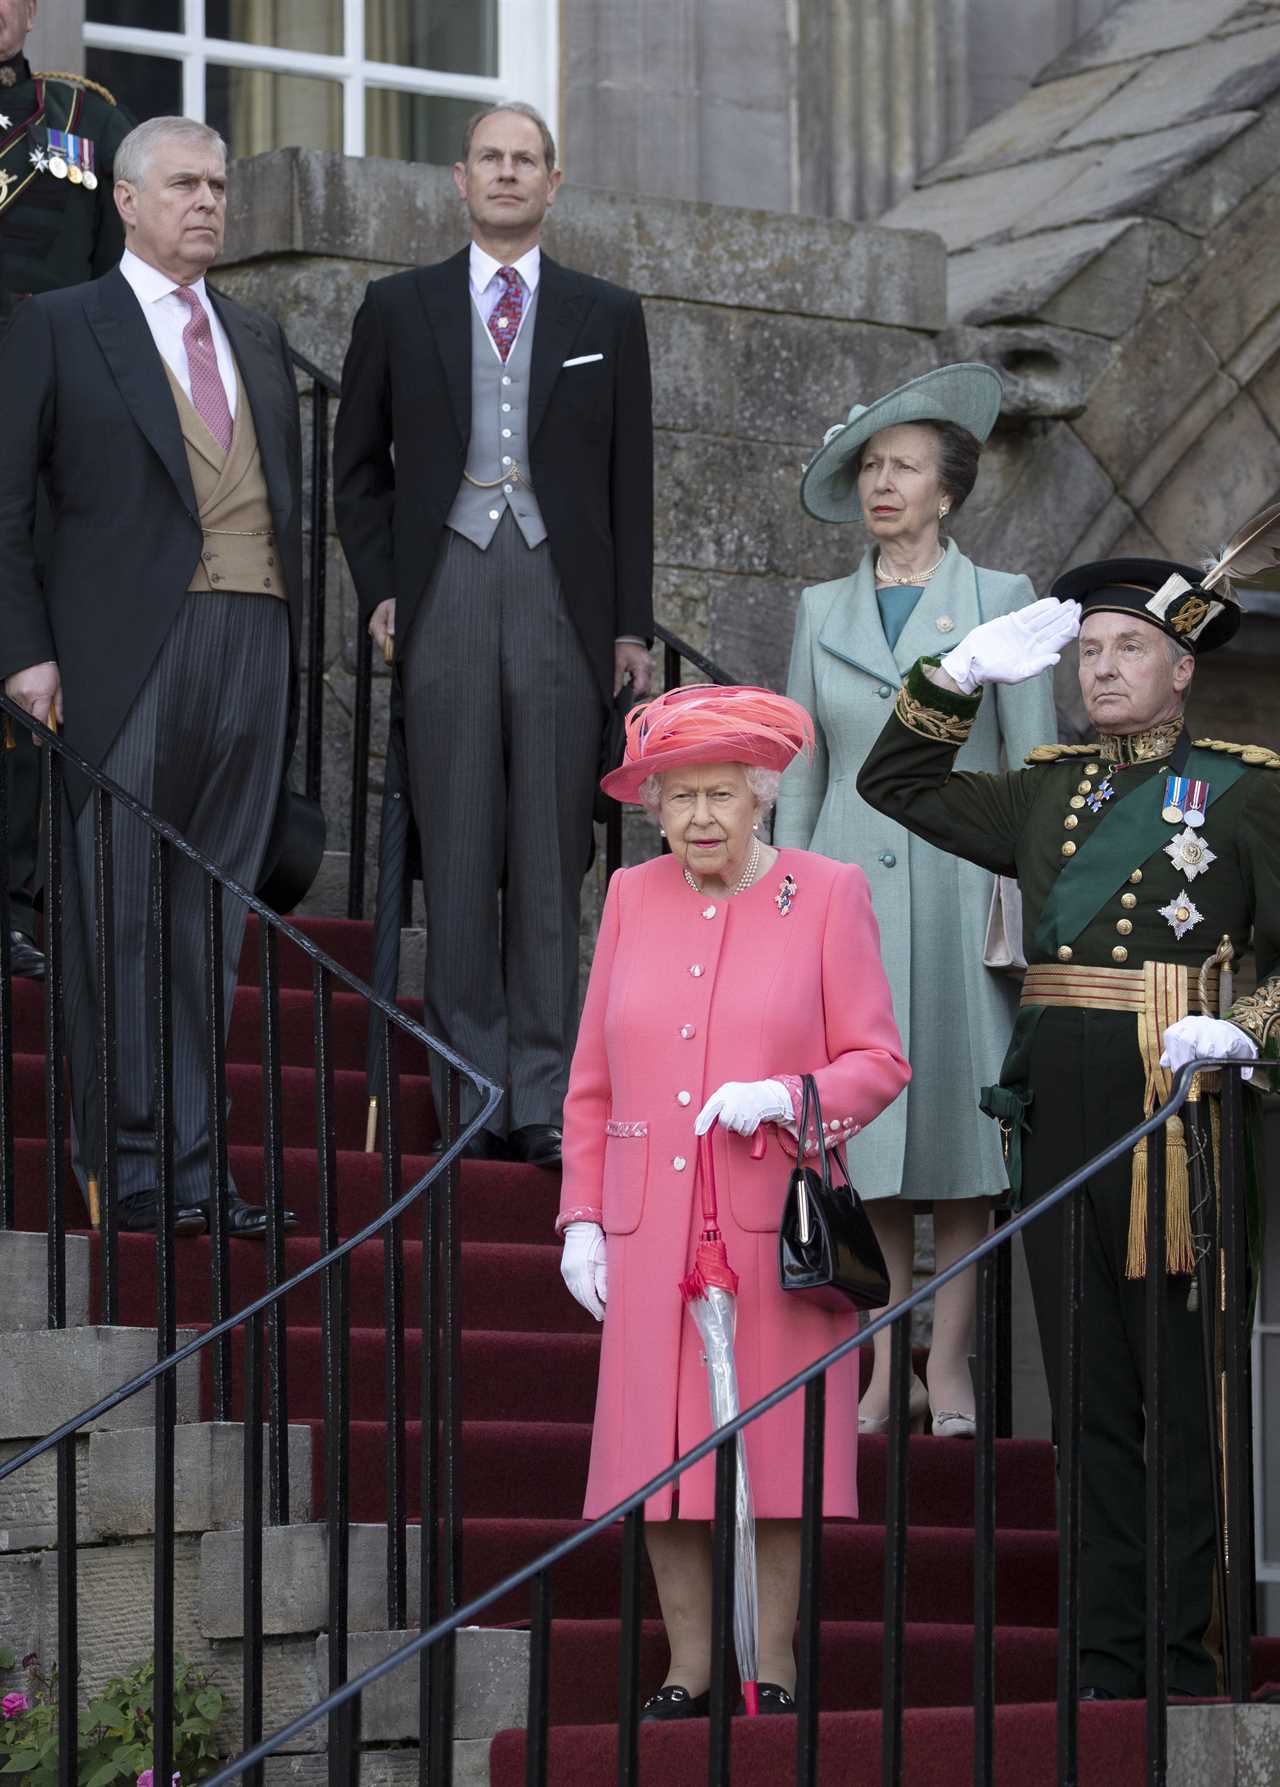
top-left (1032, 747), bottom-right (1245, 958)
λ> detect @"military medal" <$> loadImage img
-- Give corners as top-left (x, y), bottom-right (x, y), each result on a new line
top-left (1159, 886), bottom-right (1203, 940)
top-left (1086, 771), bottom-right (1116, 814)
top-left (0, 167), bottom-right (12, 205)
top-left (1161, 773), bottom-right (1208, 827)
top-left (1163, 827), bottom-right (1216, 881)
top-left (0, 114), bottom-right (10, 131)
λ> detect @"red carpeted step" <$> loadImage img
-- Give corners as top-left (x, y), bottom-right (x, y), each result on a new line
top-left (457, 1521), bottom-right (1057, 1627)
top-left (488, 1700), bottom-right (1147, 1787)
top-left (541, 1618), bottom-right (1059, 1722)
top-left (239, 916), bottom-right (375, 986)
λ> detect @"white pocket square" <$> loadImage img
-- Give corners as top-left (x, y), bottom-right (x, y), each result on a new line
top-left (562, 352), bottom-right (604, 367)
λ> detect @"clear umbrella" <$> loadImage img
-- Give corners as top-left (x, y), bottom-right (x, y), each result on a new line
top-left (679, 1122), bottom-right (760, 1715)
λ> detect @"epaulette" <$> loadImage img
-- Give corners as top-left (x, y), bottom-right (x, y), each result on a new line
top-left (1023, 743), bottom-right (1101, 764)
top-left (1193, 738), bottom-right (1280, 769)
top-left (35, 71), bottom-right (118, 106)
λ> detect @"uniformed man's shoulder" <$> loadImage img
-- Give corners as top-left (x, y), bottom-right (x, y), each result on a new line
top-left (36, 70), bottom-right (119, 106)
top-left (1192, 738), bottom-right (1280, 770)
top-left (1022, 742), bottom-right (1102, 765)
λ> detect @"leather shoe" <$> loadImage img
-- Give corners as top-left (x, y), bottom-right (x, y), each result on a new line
top-left (202, 1195), bottom-right (301, 1238)
top-left (7, 930), bottom-right (45, 980)
top-left (737, 1682), bottom-right (797, 1715)
top-left (118, 1191), bottom-right (206, 1237)
top-left (509, 1124), bottom-right (563, 1170)
top-left (639, 1685), bottom-right (709, 1722)
top-left (458, 1129), bottom-right (511, 1162)
top-left (1079, 1687), bottom-right (1121, 1702)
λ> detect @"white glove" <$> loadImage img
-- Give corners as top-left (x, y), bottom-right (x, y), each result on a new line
top-left (1160, 1016), bottom-right (1258, 1083)
top-left (940, 598), bottom-right (1082, 694)
top-left (560, 1221), bottom-right (608, 1321)
top-left (694, 1079), bottom-right (793, 1137)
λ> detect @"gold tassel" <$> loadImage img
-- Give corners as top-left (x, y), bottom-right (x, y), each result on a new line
top-left (1126, 1115), bottom-right (1195, 1279)
top-left (87, 1174), bottom-right (101, 1230)
top-left (365, 1095), bottom-right (379, 1154)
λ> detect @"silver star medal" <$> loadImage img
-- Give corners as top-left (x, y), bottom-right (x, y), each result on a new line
top-left (29, 145), bottom-right (48, 171)
top-left (1159, 885), bottom-right (1203, 940)
top-left (1163, 826), bottom-right (1216, 881)
top-left (0, 114), bottom-right (11, 131)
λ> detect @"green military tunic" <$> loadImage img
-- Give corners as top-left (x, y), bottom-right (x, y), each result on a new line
top-left (0, 55), bottom-right (133, 328)
top-left (857, 657), bottom-right (1280, 1699)
top-left (0, 54), bottom-right (133, 943)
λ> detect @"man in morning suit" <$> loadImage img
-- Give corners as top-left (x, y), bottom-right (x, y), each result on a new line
top-left (858, 567), bottom-right (1278, 1698)
top-left (1, 0), bottom-right (136, 982)
top-left (334, 101), bottom-right (655, 1168)
top-left (0, 115), bottom-right (302, 1236)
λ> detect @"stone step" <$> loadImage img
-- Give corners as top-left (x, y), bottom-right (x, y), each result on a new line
top-left (89, 1421), bottom-right (312, 1535)
top-left (0, 1228), bottom-right (90, 1332)
top-left (315, 1627), bottom-right (527, 1744)
top-left (0, 1324), bottom-right (202, 1439)
top-left (201, 1522), bottom-right (422, 1640)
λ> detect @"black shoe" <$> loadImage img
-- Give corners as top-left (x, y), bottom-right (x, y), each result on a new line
top-left (639, 1685), bottom-right (710, 1722)
top-left (201, 1195), bottom-right (301, 1238)
top-left (118, 1191), bottom-right (207, 1236)
top-left (7, 930), bottom-right (45, 980)
top-left (508, 1124), bottom-right (563, 1170)
top-left (1079, 1686), bottom-right (1121, 1702)
top-left (738, 1682), bottom-right (796, 1715)
top-left (458, 1129), bottom-right (511, 1163)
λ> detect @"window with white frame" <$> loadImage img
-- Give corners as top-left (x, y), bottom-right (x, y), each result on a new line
top-left (83, 1), bottom-right (558, 167)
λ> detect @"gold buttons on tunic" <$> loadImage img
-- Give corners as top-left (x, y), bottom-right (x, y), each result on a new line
top-left (1077, 781), bottom-right (1092, 795)
top-left (1069, 795), bottom-right (1086, 810)
top-left (1112, 945), bottom-right (1129, 962)
top-left (1129, 870), bottom-right (1143, 884)
top-left (1062, 841), bottom-right (1077, 857)
top-left (1064, 814), bottom-right (1079, 830)
top-left (1116, 918), bottom-right (1133, 936)
top-left (1121, 892), bottom-right (1137, 910)
top-left (1057, 945), bottom-right (1073, 962)
top-left (1085, 763), bottom-right (1100, 776)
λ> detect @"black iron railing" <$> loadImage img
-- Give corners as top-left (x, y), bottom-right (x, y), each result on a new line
top-left (192, 1056), bottom-right (1256, 1787)
top-left (0, 688), bottom-right (500, 1787)
top-left (289, 346), bottom-right (340, 810)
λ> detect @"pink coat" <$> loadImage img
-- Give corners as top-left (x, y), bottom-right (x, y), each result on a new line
top-left (558, 847), bottom-right (909, 1521)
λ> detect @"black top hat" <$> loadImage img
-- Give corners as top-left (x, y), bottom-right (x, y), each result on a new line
top-left (1050, 557), bottom-right (1240, 655)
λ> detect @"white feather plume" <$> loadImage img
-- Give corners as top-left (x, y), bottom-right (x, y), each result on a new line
top-left (1200, 500), bottom-right (1280, 594)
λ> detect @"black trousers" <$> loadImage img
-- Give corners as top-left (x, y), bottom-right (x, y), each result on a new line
top-left (1019, 1007), bottom-right (1220, 1698)
top-left (4, 727), bottom-right (40, 938)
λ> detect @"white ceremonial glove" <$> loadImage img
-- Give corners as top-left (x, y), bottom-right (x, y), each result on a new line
top-left (1160, 1016), bottom-right (1258, 1083)
top-left (695, 1079), bottom-right (793, 1137)
top-left (560, 1221), bottom-right (608, 1321)
top-left (939, 598), bottom-right (1082, 694)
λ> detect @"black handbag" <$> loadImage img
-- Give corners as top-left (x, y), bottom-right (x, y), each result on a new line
top-left (778, 1075), bottom-right (891, 1312)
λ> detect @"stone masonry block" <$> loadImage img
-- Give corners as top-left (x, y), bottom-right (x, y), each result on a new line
top-left (220, 150), bottom-right (946, 331)
top-left (0, 1551), bottom-right (43, 1663)
top-left (1181, 173), bottom-right (1280, 363)
top-left (1039, 0), bottom-right (1243, 82)
top-left (936, 323), bottom-right (1114, 419)
top-left (1071, 298), bottom-right (1221, 483)
top-left (1156, 96), bottom-right (1280, 237)
top-left (201, 1523), bottom-right (417, 1639)
top-left (923, 61), bottom-right (1145, 185)
top-left (1037, 220), bottom-right (1160, 337)
top-left (0, 1433), bottom-right (97, 1551)
top-left (264, 1747), bottom-right (491, 1786)
top-left (1059, 26), bottom-right (1280, 148)
top-left (947, 219), bottom-right (1138, 328)
top-left (89, 1421), bottom-right (312, 1536)
top-left (881, 150), bottom-right (1096, 253)
top-left (0, 1325), bottom-right (201, 1439)
top-left (0, 1230), bottom-right (89, 1331)
top-left (1140, 391), bottom-right (1280, 561)
top-left (314, 1626), bottom-right (528, 1743)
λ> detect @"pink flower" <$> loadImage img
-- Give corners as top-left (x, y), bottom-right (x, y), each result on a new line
top-left (134, 1773), bottom-right (180, 1786)
top-left (2, 1692), bottom-right (30, 1718)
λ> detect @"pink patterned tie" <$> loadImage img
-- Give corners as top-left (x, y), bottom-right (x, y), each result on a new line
top-left (486, 266), bottom-right (525, 363)
top-left (174, 284), bottom-right (233, 452)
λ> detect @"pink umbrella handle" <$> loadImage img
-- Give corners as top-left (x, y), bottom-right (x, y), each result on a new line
top-left (695, 1122), bottom-right (720, 1227)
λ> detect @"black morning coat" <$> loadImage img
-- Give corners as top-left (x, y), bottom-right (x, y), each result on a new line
top-left (331, 245), bottom-right (655, 703)
top-left (0, 265), bottom-right (303, 809)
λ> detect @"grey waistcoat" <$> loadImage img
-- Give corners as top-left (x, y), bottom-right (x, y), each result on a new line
top-left (446, 290), bottom-right (547, 551)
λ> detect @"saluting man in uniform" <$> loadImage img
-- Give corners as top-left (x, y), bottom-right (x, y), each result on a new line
top-left (857, 558), bottom-right (1279, 1701)
top-left (0, 0), bottom-right (135, 981)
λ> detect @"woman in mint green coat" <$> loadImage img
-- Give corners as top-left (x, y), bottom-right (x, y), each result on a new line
top-left (773, 365), bottom-right (1057, 1435)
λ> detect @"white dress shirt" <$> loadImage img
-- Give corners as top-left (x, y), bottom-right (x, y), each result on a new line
top-left (468, 241), bottom-right (539, 361)
top-left (119, 247), bottom-right (239, 418)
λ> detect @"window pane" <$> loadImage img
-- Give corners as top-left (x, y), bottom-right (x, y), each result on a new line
top-left (205, 0), bottom-right (341, 57)
top-left (367, 1), bottom-right (498, 77)
top-left (87, 0), bottom-right (181, 25)
top-left (85, 48), bottom-right (182, 124)
top-left (366, 89), bottom-right (479, 167)
top-left (206, 67), bottom-right (342, 159)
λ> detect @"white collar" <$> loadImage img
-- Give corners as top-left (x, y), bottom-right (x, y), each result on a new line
top-left (468, 240), bottom-right (541, 296)
top-left (120, 246), bottom-right (213, 309)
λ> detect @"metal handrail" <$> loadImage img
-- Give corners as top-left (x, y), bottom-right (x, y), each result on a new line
top-left (203, 1054), bottom-right (1258, 1786)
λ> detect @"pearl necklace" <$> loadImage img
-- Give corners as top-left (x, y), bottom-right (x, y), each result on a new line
top-left (682, 836), bottom-right (761, 898)
top-left (875, 547), bottom-right (946, 586)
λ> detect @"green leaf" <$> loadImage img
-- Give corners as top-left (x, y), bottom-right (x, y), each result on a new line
top-left (194, 1688), bottom-right (223, 1720)
top-left (0, 1647), bottom-right (15, 1669)
top-left (1, 1750), bottom-right (41, 1772)
top-left (84, 1762), bottom-right (125, 1787)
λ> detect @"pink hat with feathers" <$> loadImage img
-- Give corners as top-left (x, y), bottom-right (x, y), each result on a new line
top-left (601, 684), bottom-right (815, 805)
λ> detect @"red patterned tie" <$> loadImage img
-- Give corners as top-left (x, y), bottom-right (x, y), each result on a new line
top-left (174, 284), bottom-right (233, 452)
top-left (486, 265), bottom-right (525, 363)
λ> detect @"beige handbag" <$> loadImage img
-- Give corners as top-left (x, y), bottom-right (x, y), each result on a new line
top-left (983, 875), bottom-right (1027, 976)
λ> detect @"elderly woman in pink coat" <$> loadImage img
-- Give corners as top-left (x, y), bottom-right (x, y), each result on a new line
top-left (557, 684), bottom-right (909, 1720)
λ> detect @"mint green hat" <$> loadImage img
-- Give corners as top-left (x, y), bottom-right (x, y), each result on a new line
top-left (800, 362), bottom-right (1004, 524)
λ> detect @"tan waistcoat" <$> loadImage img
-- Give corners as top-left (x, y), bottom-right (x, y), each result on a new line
top-left (162, 360), bottom-right (283, 599)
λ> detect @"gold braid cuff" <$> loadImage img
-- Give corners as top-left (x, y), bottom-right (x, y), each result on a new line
top-left (894, 683), bottom-right (977, 746)
top-left (1225, 977), bottom-right (1280, 1051)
